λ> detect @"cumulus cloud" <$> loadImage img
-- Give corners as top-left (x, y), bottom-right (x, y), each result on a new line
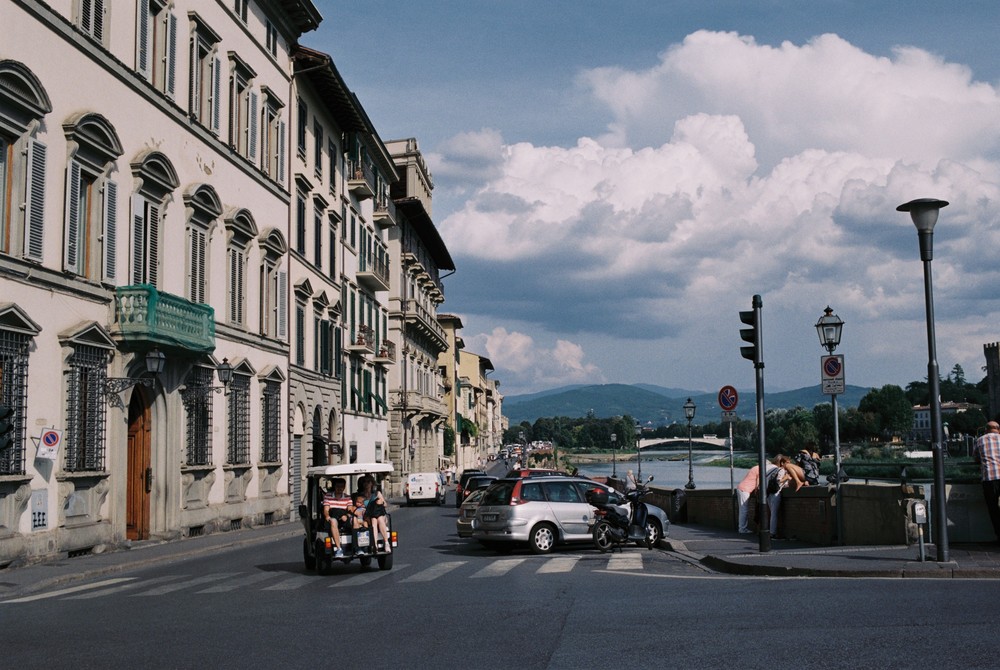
top-left (435, 31), bottom-right (1000, 394)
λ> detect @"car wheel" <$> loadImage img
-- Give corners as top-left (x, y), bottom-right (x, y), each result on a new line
top-left (529, 523), bottom-right (557, 554)
top-left (377, 552), bottom-right (394, 571)
top-left (641, 519), bottom-right (662, 549)
top-left (593, 520), bottom-right (614, 553)
top-left (303, 538), bottom-right (316, 571)
top-left (359, 555), bottom-right (373, 570)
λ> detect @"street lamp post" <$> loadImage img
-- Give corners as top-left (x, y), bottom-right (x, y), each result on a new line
top-left (611, 432), bottom-right (617, 478)
top-left (684, 398), bottom-right (696, 490)
top-left (897, 197), bottom-right (950, 563)
top-left (816, 306), bottom-right (845, 545)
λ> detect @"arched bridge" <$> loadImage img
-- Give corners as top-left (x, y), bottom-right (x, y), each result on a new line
top-left (637, 436), bottom-right (729, 450)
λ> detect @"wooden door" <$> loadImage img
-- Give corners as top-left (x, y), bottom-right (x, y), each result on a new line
top-left (126, 390), bottom-right (151, 540)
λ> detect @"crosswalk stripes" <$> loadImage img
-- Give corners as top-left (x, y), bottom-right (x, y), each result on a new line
top-left (400, 560), bottom-right (466, 582)
top-left (2, 578), bottom-right (135, 603)
top-left (330, 565), bottom-right (407, 587)
top-left (199, 572), bottom-right (280, 593)
top-left (536, 556), bottom-right (580, 574)
top-left (263, 574), bottom-right (325, 590)
top-left (471, 557), bottom-right (528, 578)
top-left (607, 553), bottom-right (644, 571)
top-left (133, 572), bottom-right (241, 596)
top-left (66, 575), bottom-right (186, 599)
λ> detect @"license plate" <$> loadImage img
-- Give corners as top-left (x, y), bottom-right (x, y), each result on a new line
top-left (481, 513), bottom-right (498, 522)
top-left (357, 532), bottom-right (370, 547)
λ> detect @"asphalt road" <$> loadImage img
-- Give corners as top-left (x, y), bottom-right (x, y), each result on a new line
top-left (6, 493), bottom-right (1000, 669)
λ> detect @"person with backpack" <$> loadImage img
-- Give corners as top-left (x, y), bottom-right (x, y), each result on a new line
top-left (795, 447), bottom-right (821, 486)
top-left (768, 455), bottom-right (810, 539)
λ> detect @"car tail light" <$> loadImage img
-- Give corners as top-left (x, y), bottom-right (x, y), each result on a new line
top-left (390, 531), bottom-right (397, 547)
top-left (509, 480), bottom-right (528, 505)
top-left (324, 536), bottom-right (332, 549)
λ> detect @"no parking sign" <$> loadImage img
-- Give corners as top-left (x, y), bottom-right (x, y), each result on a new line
top-left (37, 428), bottom-right (62, 461)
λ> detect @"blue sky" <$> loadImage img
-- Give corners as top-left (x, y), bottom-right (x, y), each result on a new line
top-left (308, 1), bottom-right (1000, 397)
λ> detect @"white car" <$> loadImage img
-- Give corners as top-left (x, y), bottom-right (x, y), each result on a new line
top-left (405, 471), bottom-right (447, 506)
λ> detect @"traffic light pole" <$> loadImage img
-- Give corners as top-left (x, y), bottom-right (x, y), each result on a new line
top-left (740, 294), bottom-right (769, 553)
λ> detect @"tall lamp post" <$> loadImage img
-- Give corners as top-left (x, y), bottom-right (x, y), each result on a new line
top-left (610, 432), bottom-right (617, 478)
top-left (816, 306), bottom-right (845, 545)
top-left (684, 398), bottom-right (697, 490)
top-left (897, 197), bottom-right (950, 563)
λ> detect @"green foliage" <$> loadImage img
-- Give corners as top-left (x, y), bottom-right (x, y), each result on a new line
top-left (443, 425), bottom-right (455, 457)
top-left (858, 385), bottom-right (913, 437)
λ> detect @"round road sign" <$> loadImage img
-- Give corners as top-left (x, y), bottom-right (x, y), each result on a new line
top-left (718, 385), bottom-right (739, 411)
top-left (823, 356), bottom-right (842, 378)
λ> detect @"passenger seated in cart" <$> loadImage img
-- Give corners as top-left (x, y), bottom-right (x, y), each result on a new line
top-left (359, 475), bottom-right (391, 553)
top-left (322, 478), bottom-right (351, 558)
top-left (351, 494), bottom-right (368, 528)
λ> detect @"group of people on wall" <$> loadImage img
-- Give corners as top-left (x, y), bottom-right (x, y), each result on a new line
top-left (735, 447), bottom-right (820, 539)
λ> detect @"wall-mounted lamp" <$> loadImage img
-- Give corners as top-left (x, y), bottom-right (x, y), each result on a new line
top-left (181, 358), bottom-right (233, 399)
top-left (104, 348), bottom-right (166, 410)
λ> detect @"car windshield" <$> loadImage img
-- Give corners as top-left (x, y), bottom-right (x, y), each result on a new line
top-left (481, 480), bottom-right (516, 505)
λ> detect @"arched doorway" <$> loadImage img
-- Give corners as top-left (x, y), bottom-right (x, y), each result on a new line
top-left (126, 389), bottom-right (152, 540)
top-left (311, 406), bottom-right (325, 466)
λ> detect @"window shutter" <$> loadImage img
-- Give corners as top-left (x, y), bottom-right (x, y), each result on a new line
top-left (93, 0), bottom-right (106, 43)
top-left (23, 138), bottom-right (46, 261)
top-left (166, 13), bottom-right (178, 98)
top-left (211, 56), bottom-right (222, 133)
top-left (148, 203), bottom-right (159, 286)
top-left (248, 90), bottom-right (258, 161)
top-left (189, 40), bottom-right (200, 117)
top-left (131, 195), bottom-right (144, 284)
top-left (64, 160), bottom-right (81, 272)
top-left (320, 320), bottom-right (330, 374)
top-left (277, 270), bottom-right (287, 340)
top-left (188, 227), bottom-right (205, 303)
top-left (102, 179), bottom-right (118, 282)
top-left (236, 249), bottom-right (244, 324)
top-left (277, 119), bottom-right (286, 183)
top-left (136, 0), bottom-right (151, 79)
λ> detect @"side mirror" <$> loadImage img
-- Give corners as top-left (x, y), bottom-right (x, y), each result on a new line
top-left (646, 475), bottom-right (654, 483)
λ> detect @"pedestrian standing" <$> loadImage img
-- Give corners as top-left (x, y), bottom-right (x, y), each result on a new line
top-left (974, 420), bottom-right (1000, 543)
top-left (736, 461), bottom-right (776, 534)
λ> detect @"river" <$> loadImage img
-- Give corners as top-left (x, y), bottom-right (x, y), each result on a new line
top-left (574, 451), bottom-right (751, 491)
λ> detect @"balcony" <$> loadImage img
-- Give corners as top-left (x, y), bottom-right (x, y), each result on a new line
top-left (357, 254), bottom-right (390, 292)
top-left (392, 390), bottom-right (447, 419)
top-left (346, 324), bottom-right (375, 356)
top-left (112, 285), bottom-right (215, 354)
top-left (347, 159), bottom-right (374, 200)
top-left (373, 195), bottom-right (396, 229)
top-left (373, 340), bottom-right (396, 365)
top-left (395, 298), bottom-right (447, 350)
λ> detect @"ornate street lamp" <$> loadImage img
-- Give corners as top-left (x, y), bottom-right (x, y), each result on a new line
top-left (684, 398), bottom-right (696, 490)
top-left (897, 197), bottom-right (950, 562)
top-left (103, 348), bottom-right (167, 410)
top-left (610, 432), bottom-right (617, 478)
top-left (816, 306), bottom-right (846, 544)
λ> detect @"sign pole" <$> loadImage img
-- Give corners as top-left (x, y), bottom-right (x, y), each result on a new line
top-left (718, 385), bottom-right (740, 533)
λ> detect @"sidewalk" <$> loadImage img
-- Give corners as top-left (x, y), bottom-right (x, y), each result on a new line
top-left (664, 523), bottom-right (1000, 578)
top-left (0, 521), bottom-right (301, 601)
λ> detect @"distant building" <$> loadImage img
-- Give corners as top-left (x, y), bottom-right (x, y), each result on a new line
top-left (911, 401), bottom-right (978, 439)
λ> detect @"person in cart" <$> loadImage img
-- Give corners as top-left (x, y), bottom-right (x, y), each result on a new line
top-left (322, 478), bottom-right (352, 557)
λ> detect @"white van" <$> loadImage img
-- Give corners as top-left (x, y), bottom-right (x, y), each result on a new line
top-left (405, 471), bottom-right (446, 506)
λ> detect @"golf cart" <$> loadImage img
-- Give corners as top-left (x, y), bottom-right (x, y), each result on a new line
top-left (299, 462), bottom-right (397, 573)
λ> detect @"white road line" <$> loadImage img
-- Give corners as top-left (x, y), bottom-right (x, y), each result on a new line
top-left (65, 575), bottom-right (186, 599)
top-left (3, 578), bottom-right (136, 603)
top-left (400, 560), bottom-right (466, 582)
top-left (132, 573), bottom-right (241, 596)
top-left (607, 553), bottom-right (644, 571)
top-left (471, 558), bottom-right (528, 578)
top-left (262, 574), bottom-right (324, 590)
top-left (330, 565), bottom-right (409, 587)
top-left (536, 556), bottom-right (580, 574)
top-left (198, 572), bottom-right (280, 593)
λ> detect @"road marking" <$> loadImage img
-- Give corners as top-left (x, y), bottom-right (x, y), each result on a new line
top-left (330, 565), bottom-right (409, 587)
top-left (536, 556), bottom-right (579, 574)
top-left (199, 572), bottom-right (280, 593)
top-left (132, 573), bottom-right (240, 596)
top-left (3, 578), bottom-right (136, 603)
top-left (607, 553), bottom-right (644, 571)
top-left (262, 574), bottom-right (324, 590)
top-left (472, 558), bottom-right (528, 578)
top-left (65, 575), bottom-right (186, 599)
top-left (401, 560), bottom-right (465, 582)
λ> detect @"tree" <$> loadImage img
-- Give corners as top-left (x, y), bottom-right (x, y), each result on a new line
top-left (949, 364), bottom-right (966, 386)
top-left (858, 385), bottom-right (913, 436)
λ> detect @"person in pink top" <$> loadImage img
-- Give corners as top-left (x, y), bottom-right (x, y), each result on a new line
top-left (322, 478), bottom-right (351, 557)
top-left (736, 462), bottom-right (775, 534)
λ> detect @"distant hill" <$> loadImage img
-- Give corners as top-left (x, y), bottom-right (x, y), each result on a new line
top-left (503, 383), bottom-right (871, 426)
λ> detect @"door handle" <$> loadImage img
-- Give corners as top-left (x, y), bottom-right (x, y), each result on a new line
top-left (144, 467), bottom-right (153, 493)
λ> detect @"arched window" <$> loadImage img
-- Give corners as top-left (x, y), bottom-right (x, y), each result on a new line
top-left (224, 208), bottom-right (257, 328)
top-left (259, 228), bottom-right (287, 341)
top-left (129, 150), bottom-right (178, 287)
top-left (183, 184), bottom-right (222, 304)
top-left (0, 60), bottom-right (51, 263)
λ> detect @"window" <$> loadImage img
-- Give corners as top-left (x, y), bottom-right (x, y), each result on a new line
top-left (260, 89), bottom-right (285, 182)
top-left (328, 138), bottom-right (337, 196)
top-left (63, 114), bottom-right (123, 282)
top-left (234, 0), bottom-right (248, 23)
top-left (189, 16), bottom-right (221, 133)
top-left (327, 214), bottom-right (337, 280)
top-left (228, 54), bottom-right (257, 161)
top-left (259, 230), bottom-right (287, 341)
top-left (130, 152), bottom-right (178, 287)
top-left (181, 366), bottom-right (214, 466)
top-left (0, 310), bottom-right (36, 476)
top-left (77, 0), bottom-right (108, 45)
top-left (227, 373), bottom-right (250, 464)
top-left (295, 301), bottom-right (305, 366)
top-left (261, 380), bottom-right (280, 462)
top-left (136, 0), bottom-right (177, 98)
top-left (265, 21), bottom-right (278, 57)
top-left (297, 97), bottom-right (307, 158)
top-left (64, 344), bottom-right (110, 472)
top-left (294, 187), bottom-right (306, 255)
top-left (313, 200), bottom-right (324, 268)
top-left (183, 185), bottom-right (222, 304)
top-left (226, 225), bottom-right (252, 327)
top-left (313, 121), bottom-right (323, 180)
top-left (0, 61), bottom-right (50, 262)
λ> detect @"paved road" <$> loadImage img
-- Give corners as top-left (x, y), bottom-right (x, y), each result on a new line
top-left (5, 495), bottom-right (1000, 669)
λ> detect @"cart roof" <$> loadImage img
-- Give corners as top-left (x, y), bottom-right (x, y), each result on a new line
top-left (305, 463), bottom-right (394, 478)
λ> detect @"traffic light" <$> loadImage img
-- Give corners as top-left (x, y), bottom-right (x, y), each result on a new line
top-left (0, 404), bottom-right (14, 452)
top-left (739, 294), bottom-right (763, 366)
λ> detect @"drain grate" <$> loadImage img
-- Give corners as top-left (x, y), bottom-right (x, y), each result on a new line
top-left (263, 512), bottom-right (274, 526)
top-left (188, 525), bottom-right (204, 538)
top-left (229, 518), bottom-right (243, 531)
top-left (68, 547), bottom-right (93, 559)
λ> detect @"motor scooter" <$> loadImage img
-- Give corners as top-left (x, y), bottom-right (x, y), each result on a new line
top-left (587, 475), bottom-right (655, 552)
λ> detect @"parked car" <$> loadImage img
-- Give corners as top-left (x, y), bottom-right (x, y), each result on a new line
top-left (456, 488), bottom-right (488, 538)
top-left (504, 468), bottom-right (566, 478)
top-left (405, 471), bottom-right (447, 506)
top-left (299, 463), bottom-right (396, 574)
top-left (455, 468), bottom-right (487, 508)
top-left (473, 476), bottom-right (668, 554)
top-left (460, 475), bottom-right (497, 505)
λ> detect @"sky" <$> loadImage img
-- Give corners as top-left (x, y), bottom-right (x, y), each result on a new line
top-left (307, 1), bottom-right (1000, 398)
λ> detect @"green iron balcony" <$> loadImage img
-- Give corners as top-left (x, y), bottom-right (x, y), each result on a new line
top-left (113, 285), bottom-right (216, 354)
